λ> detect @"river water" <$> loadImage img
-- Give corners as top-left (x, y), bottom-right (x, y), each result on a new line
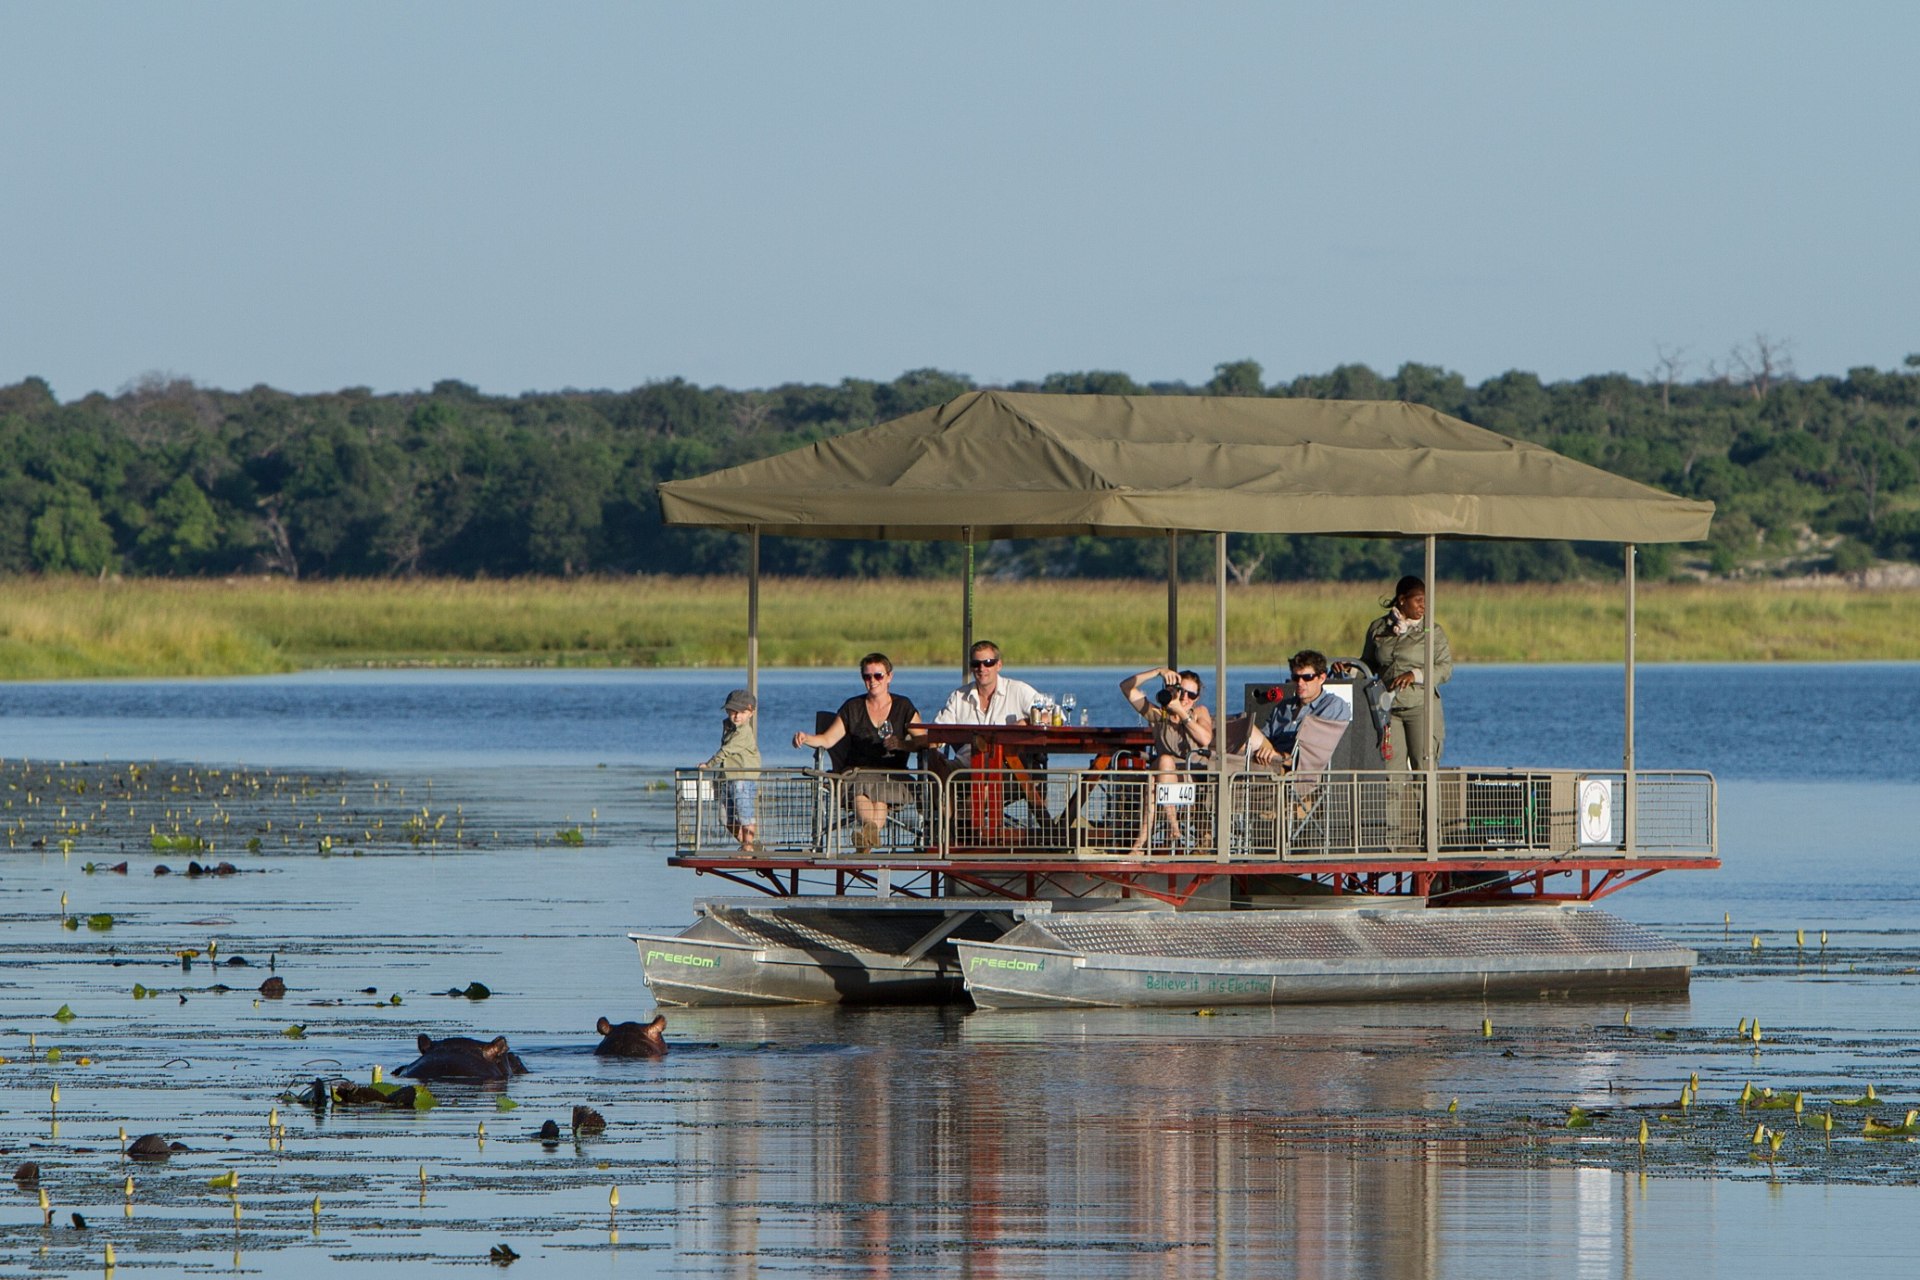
top-left (1, 664), bottom-right (1917, 1277)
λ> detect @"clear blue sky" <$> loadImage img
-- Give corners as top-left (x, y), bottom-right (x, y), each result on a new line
top-left (5, 2), bottom-right (1915, 401)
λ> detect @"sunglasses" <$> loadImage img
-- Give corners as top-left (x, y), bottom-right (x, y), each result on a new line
top-left (861, 670), bottom-right (889, 682)
top-left (1292, 671), bottom-right (1324, 682)
top-left (1176, 687), bottom-right (1198, 700)
top-left (970, 657), bottom-right (999, 669)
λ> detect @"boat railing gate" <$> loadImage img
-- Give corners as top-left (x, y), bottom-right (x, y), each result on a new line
top-left (673, 766), bottom-right (1717, 863)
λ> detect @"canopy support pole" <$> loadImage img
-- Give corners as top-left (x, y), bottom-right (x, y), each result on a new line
top-left (1166, 532), bottom-right (1179, 669)
top-left (746, 526), bottom-right (761, 700)
top-left (1214, 531), bottom-right (1229, 861)
top-left (962, 526), bottom-right (975, 683)
top-left (1422, 535), bottom-right (1438, 858)
top-left (1624, 543), bottom-right (1637, 857)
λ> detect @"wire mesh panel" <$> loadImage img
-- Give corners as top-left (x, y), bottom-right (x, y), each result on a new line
top-left (814, 769), bottom-right (937, 857)
top-left (1631, 772), bottom-right (1716, 853)
top-left (675, 768), bottom-right (822, 854)
top-left (940, 766), bottom-right (1220, 856)
top-left (1227, 770), bottom-right (1397, 859)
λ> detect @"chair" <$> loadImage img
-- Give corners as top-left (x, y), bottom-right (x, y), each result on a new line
top-left (808, 711), bottom-right (927, 856)
top-left (1224, 709), bottom-right (1351, 854)
top-left (1284, 714), bottom-right (1351, 848)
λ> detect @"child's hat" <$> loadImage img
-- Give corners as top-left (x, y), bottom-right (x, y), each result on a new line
top-left (723, 689), bottom-right (757, 713)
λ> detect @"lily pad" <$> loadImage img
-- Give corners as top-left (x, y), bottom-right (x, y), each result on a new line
top-left (52, 1004), bottom-right (76, 1023)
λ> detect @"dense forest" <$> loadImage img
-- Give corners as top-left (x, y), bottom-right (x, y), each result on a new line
top-left (4, 347), bottom-right (1919, 584)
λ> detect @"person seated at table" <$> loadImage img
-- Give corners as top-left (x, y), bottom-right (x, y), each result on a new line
top-left (924, 640), bottom-right (1052, 821)
top-left (1246, 649), bottom-right (1352, 772)
top-left (933, 641), bottom-right (1044, 729)
top-left (1120, 666), bottom-right (1213, 855)
top-left (793, 652), bottom-right (923, 855)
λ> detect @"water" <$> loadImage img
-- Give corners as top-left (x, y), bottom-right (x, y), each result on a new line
top-left (1, 665), bottom-right (1918, 1277)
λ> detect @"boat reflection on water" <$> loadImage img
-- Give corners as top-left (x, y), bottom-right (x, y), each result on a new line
top-left (655, 1002), bottom-right (1696, 1277)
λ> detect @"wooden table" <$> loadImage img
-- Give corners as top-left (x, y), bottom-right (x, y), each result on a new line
top-left (914, 723), bottom-right (1153, 770)
top-left (915, 723), bottom-right (1154, 844)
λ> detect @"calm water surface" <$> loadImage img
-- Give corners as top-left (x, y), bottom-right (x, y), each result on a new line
top-left (1, 665), bottom-right (1917, 1277)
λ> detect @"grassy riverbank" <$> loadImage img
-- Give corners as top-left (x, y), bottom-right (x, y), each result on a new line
top-left (0, 575), bottom-right (1911, 678)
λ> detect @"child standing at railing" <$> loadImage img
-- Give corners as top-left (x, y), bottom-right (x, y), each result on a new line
top-left (705, 689), bottom-right (761, 851)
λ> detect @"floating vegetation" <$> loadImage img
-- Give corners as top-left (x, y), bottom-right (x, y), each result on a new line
top-left (554, 826), bottom-right (585, 846)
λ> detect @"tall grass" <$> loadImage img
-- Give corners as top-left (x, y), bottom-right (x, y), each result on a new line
top-left (0, 576), bottom-right (1913, 679)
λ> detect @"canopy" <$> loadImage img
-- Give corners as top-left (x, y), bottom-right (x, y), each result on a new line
top-left (659, 391), bottom-right (1713, 544)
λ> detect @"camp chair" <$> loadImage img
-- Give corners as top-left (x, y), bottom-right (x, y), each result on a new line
top-left (1224, 710), bottom-right (1350, 855)
top-left (1283, 714), bottom-right (1351, 849)
top-left (807, 711), bottom-right (928, 856)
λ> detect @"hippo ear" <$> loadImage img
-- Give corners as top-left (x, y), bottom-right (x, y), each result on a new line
top-left (484, 1036), bottom-right (508, 1060)
top-left (646, 1014), bottom-right (666, 1040)
top-left (417, 1034), bottom-right (434, 1054)
top-left (596, 1017), bottom-right (612, 1035)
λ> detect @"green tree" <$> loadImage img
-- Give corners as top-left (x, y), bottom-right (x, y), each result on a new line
top-left (1206, 360), bottom-right (1264, 397)
top-left (30, 483), bottom-right (116, 573)
top-left (136, 476), bottom-right (221, 572)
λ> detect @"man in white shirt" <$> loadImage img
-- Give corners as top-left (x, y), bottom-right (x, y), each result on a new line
top-left (935, 641), bottom-right (1043, 728)
top-left (928, 640), bottom-right (1050, 820)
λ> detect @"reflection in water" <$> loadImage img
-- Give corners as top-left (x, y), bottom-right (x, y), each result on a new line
top-left (664, 1011), bottom-right (1602, 1279)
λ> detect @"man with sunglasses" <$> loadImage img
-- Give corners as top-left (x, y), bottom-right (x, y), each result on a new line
top-left (929, 641), bottom-right (1050, 818)
top-left (933, 641), bottom-right (1044, 731)
top-left (1247, 649), bottom-right (1351, 770)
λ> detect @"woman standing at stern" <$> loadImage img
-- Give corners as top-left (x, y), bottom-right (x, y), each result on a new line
top-left (1361, 575), bottom-right (1451, 771)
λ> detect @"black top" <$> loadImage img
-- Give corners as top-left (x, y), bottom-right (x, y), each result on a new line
top-left (835, 694), bottom-right (919, 770)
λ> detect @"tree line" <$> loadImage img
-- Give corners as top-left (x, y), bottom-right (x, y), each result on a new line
top-left (3, 349), bottom-right (1918, 583)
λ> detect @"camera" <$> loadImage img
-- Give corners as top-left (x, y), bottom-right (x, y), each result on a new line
top-left (1155, 683), bottom-right (1182, 708)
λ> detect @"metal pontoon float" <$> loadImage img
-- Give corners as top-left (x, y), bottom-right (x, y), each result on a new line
top-left (635, 392), bottom-right (1717, 1009)
top-left (955, 904), bottom-right (1696, 1010)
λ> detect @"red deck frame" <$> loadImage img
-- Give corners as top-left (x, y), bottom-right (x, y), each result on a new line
top-left (667, 852), bottom-right (1718, 906)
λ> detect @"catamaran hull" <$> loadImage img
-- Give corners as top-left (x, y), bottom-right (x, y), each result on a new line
top-left (631, 898), bottom-right (1035, 1006)
top-left (633, 929), bottom-right (965, 1006)
top-left (955, 906), bottom-right (1695, 1011)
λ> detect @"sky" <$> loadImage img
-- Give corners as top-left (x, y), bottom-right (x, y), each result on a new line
top-left (4, 2), bottom-right (1917, 402)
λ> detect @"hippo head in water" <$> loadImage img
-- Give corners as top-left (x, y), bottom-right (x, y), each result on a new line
top-left (396, 1034), bottom-right (529, 1081)
top-left (593, 1014), bottom-right (668, 1058)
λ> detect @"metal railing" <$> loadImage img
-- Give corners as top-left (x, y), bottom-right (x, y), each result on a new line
top-left (673, 766), bottom-right (1717, 863)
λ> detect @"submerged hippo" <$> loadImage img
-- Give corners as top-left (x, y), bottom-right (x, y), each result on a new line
top-left (593, 1014), bottom-right (668, 1058)
top-left (396, 1034), bottom-right (528, 1081)
top-left (127, 1134), bottom-right (189, 1161)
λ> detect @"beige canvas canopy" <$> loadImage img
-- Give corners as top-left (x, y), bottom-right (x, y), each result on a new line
top-left (661, 391), bottom-right (1709, 845)
top-left (658, 391), bottom-right (1714, 544)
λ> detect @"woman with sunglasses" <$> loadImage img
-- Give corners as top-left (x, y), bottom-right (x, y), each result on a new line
top-left (793, 652), bottom-right (923, 854)
top-left (1119, 665), bottom-right (1213, 855)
